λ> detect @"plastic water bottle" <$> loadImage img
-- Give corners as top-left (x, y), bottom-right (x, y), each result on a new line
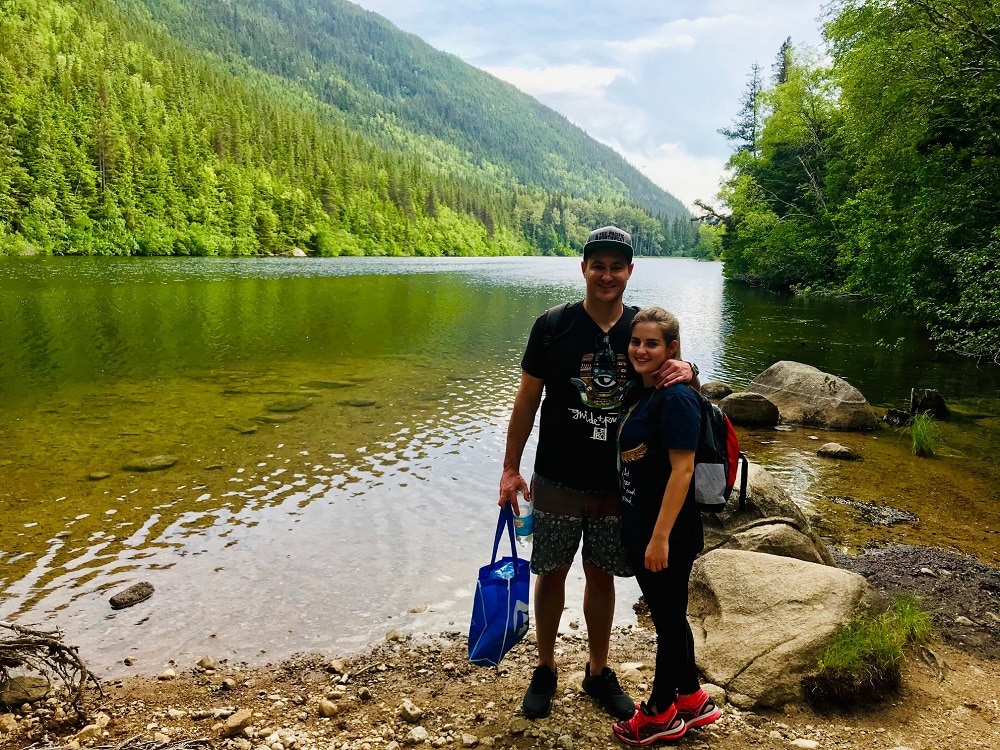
top-left (513, 496), bottom-right (533, 546)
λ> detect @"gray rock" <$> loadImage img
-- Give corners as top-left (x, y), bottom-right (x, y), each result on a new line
top-left (123, 455), bottom-right (178, 472)
top-left (109, 581), bottom-right (155, 609)
top-left (228, 423), bottom-right (259, 435)
top-left (817, 442), bottom-right (862, 460)
top-left (399, 698), bottom-right (424, 723)
top-left (727, 524), bottom-right (828, 565)
top-left (88, 471), bottom-right (112, 481)
top-left (689, 549), bottom-right (878, 708)
top-left (342, 399), bottom-right (376, 408)
top-left (703, 463), bottom-right (836, 567)
top-left (701, 381), bottom-right (734, 400)
top-left (406, 726), bottom-right (429, 745)
top-left (250, 414), bottom-right (295, 424)
top-left (745, 361), bottom-right (877, 430)
top-left (719, 392), bottom-right (780, 426)
top-left (0, 676), bottom-right (49, 706)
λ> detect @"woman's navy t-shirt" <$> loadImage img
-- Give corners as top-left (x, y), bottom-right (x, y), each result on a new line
top-left (617, 384), bottom-right (704, 563)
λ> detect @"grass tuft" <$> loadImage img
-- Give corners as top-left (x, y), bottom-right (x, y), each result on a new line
top-left (909, 411), bottom-right (940, 457)
top-left (803, 596), bottom-right (933, 707)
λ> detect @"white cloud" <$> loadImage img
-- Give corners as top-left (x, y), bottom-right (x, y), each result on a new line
top-left (607, 139), bottom-right (728, 212)
top-left (483, 64), bottom-right (627, 97)
top-left (351, 0), bottom-right (828, 207)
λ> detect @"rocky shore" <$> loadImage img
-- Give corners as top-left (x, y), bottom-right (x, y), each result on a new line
top-left (2, 545), bottom-right (998, 750)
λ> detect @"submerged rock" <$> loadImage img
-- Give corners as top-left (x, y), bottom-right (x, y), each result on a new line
top-left (266, 398), bottom-right (312, 413)
top-left (301, 380), bottom-right (355, 390)
top-left (123, 455), bottom-right (178, 472)
top-left (251, 414), bottom-right (295, 424)
top-left (109, 581), bottom-right (155, 610)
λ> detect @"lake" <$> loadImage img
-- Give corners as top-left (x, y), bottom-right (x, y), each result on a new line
top-left (1, 256), bottom-right (998, 675)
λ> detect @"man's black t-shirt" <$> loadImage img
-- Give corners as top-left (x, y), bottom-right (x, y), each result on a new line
top-left (617, 384), bottom-right (704, 563)
top-left (521, 301), bottom-right (638, 493)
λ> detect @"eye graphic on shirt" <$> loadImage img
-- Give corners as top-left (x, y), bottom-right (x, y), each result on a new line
top-left (570, 333), bottom-right (633, 409)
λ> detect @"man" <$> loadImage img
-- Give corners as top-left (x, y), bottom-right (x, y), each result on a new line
top-left (498, 224), bottom-right (698, 720)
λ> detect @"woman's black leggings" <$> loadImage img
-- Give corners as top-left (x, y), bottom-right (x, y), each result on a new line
top-left (628, 550), bottom-right (699, 711)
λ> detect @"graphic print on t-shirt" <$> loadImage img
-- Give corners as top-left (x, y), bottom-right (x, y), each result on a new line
top-left (569, 333), bottom-right (634, 412)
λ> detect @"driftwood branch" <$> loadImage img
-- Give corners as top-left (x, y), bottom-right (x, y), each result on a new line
top-left (0, 621), bottom-right (102, 707)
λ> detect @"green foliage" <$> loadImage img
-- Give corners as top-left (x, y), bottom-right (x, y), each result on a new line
top-left (909, 411), bottom-right (940, 458)
top-left (804, 596), bottom-right (933, 706)
top-left (0, 0), bottom-right (696, 259)
top-left (717, 6), bottom-right (1000, 362)
top-left (690, 222), bottom-right (725, 261)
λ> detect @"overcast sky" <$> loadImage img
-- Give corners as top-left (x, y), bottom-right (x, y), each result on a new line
top-left (350, 0), bottom-right (831, 212)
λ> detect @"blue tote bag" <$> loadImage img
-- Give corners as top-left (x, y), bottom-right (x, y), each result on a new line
top-left (468, 503), bottom-right (531, 667)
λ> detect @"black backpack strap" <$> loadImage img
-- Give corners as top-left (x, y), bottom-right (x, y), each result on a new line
top-left (542, 302), bottom-right (570, 350)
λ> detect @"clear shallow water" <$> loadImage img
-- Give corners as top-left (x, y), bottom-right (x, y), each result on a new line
top-left (1, 256), bottom-right (998, 675)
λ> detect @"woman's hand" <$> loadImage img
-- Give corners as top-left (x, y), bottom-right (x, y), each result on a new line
top-left (645, 536), bottom-right (670, 572)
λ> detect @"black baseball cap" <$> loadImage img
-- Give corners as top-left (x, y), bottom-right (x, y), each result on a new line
top-left (582, 225), bottom-right (633, 263)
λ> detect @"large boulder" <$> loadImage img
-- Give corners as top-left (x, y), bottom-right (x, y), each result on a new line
top-left (689, 550), bottom-right (878, 708)
top-left (719, 392), bottom-right (779, 427)
top-left (703, 463), bottom-right (835, 566)
top-left (745, 361), bottom-right (877, 430)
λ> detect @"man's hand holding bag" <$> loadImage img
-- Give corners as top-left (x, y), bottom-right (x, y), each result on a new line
top-left (467, 503), bottom-right (530, 667)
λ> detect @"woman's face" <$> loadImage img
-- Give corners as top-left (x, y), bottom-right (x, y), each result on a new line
top-left (628, 321), bottom-right (678, 380)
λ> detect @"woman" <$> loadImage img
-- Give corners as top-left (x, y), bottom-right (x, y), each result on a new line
top-left (612, 307), bottom-right (721, 746)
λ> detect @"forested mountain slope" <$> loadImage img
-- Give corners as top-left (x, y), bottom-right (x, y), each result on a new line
top-left (129, 0), bottom-right (686, 218)
top-left (0, 0), bottom-right (695, 257)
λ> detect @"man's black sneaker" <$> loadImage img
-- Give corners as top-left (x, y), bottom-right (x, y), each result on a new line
top-left (522, 665), bottom-right (558, 719)
top-left (582, 663), bottom-right (636, 720)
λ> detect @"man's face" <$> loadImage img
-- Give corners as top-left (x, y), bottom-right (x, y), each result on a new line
top-left (582, 250), bottom-right (633, 304)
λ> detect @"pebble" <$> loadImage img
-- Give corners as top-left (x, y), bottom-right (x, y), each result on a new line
top-left (407, 726), bottom-right (429, 744)
top-left (317, 700), bottom-right (339, 718)
top-left (398, 698), bottom-right (424, 723)
top-left (461, 733), bottom-right (479, 747)
top-left (790, 740), bottom-right (820, 749)
top-left (198, 655), bottom-right (220, 670)
top-left (159, 668), bottom-right (177, 681)
top-left (221, 708), bottom-right (253, 738)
